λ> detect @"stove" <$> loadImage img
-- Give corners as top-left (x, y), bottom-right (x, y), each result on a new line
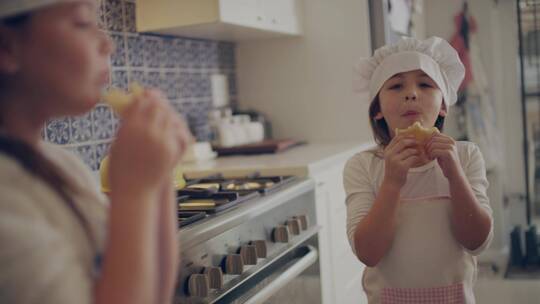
top-left (173, 175), bottom-right (321, 304)
top-left (177, 174), bottom-right (297, 227)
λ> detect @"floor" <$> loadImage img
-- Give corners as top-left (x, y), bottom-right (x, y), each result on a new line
top-left (474, 257), bottom-right (540, 303)
top-left (475, 278), bottom-right (540, 303)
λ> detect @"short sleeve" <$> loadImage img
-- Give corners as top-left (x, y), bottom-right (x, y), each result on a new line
top-left (343, 153), bottom-right (376, 256)
top-left (461, 142), bottom-right (494, 256)
top-left (0, 191), bottom-right (93, 304)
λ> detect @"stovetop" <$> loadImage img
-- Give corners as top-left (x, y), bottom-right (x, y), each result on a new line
top-left (177, 174), bottom-right (297, 228)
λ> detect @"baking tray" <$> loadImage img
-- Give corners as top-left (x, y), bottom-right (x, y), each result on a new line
top-left (178, 211), bottom-right (206, 228)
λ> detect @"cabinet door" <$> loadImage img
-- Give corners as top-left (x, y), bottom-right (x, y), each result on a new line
top-left (314, 179), bottom-right (335, 304)
top-left (219, 0), bottom-right (264, 28)
top-left (315, 164), bottom-right (367, 304)
top-left (260, 0), bottom-right (301, 34)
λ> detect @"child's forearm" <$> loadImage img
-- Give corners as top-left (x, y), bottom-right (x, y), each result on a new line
top-left (157, 182), bottom-right (179, 304)
top-left (354, 180), bottom-right (401, 267)
top-left (448, 170), bottom-right (492, 251)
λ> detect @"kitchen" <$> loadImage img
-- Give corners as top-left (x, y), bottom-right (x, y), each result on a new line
top-left (2, 0), bottom-right (539, 303)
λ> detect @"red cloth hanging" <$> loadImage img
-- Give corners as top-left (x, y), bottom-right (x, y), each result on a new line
top-left (450, 11), bottom-right (477, 91)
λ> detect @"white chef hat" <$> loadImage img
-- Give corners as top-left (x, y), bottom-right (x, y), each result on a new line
top-left (354, 36), bottom-right (465, 107)
top-left (0, 0), bottom-right (80, 20)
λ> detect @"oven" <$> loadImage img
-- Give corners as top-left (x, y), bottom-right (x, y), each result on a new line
top-left (174, 176), bottom-right (321, 304)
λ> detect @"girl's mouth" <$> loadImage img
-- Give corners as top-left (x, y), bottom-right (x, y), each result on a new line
top-left (402, 110), bottom-right (420, 117)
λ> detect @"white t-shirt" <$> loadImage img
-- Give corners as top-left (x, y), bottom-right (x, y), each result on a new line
top-left (344, 141), bottom-right (493, 257)
top-left (0, 142), bottom-right (108, 304)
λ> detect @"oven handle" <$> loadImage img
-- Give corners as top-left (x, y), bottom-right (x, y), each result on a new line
top-left (243, 245), bottom-right (318, 304)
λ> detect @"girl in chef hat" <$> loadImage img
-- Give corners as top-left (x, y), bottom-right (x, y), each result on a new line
top-left (0, 1), bottom-right (193, 303)
top-left (345, 36), bottom-right (494, 304)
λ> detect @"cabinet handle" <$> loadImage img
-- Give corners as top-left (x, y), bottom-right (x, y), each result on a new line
top-left (317, 182), bottom-right (325, 187)
top-left (257, 16), bottom-right (263, 21)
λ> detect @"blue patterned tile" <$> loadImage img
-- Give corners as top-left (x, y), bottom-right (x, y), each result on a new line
top-left (128, 69), bottom-right (145, 86)
top-left (74, 144), bottom-right (98, 170)
top-left (95, 142), bottom-right (112, 168)
top-left (146, 71), bottom-right (162, 89)
top-left (199, 40), bottom-right (215, 68)
top-left (163, 71), bottom-right (179, 100)
top-left (175, 39), bottom-right (189, 68)
top-left (98, 0), bottom-right (107, 29)
top-left (218, 42), bottom-right (235, 69)
top-left (46, 118), bottom-right (70, 144)
top-left (123, 1), bottom-right (136, 33)
top-left (228, 72), bottom-right (237, 95)
top-left (112, 69), bottom-right (128, 89)
top-left (180, 100), bottom-right (212, 141)
top-left (163, 38), bottom-right (178, 68)
top-left (110, 33), bottom-right (126, 67)
top-left (126, 34), bottom-right (144, 67)
top-left (178, 72), bottom-right (192, 98)
top-left (204, 41), bottom-right (219, 68)
top-left (104, 0), bottom-right (124, 32)
top-left (144, 36), bottom-right (164, 68)
top-left (69, 113), bottom-right (93, 143)
top-left (92, 105), bottom-right (115, 140)
top-left (192, 73), bottom-right (211, 98)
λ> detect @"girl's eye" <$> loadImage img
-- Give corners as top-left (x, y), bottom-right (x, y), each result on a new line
top-left (75, 18), bottom-right (98, 28)
top-left (419, 82), bottom-right (433, 88)
top-left (388, 84), bottom-right (402, 90)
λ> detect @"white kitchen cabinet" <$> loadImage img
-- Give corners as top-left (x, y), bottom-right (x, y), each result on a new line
top-left (136, 0), bottom-right (302, 41)
top-left (312, 162), bottom-right (368, 304)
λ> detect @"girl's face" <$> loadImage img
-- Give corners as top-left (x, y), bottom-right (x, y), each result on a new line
top-left (2, 1), bottom-right (113, 117)
top-left (375, 69), bottom-right (446, 137)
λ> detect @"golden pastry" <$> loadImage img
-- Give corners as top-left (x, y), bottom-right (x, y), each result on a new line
top-left (187, 183), bottom-right (220, 190)
top-left (102, 82), bottom-right (144, 115)
top-left (395, 121), bottom-right (439, 154)
top-left (395, 121), bottom-right (438, 143)
top-left (178, 199), bottom-right (216, 210)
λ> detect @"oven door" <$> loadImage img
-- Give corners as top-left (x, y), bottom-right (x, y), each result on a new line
top-left (212, 233), bottom-right (321, 304)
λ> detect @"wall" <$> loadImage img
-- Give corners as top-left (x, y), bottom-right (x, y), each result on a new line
top-left (43, 0), bottom-right (237, 171)
top-left (236, 0), bottom-right (373, 143)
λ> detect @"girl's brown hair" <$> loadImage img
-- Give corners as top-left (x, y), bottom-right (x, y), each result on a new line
top-left (0, 14), bottom-right (96, 250)
top-left (368, 95), bottom-right (446, 147)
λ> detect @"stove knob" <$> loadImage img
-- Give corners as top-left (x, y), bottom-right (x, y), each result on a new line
top-left (287, 218), bottom-right (301, 235)
top-left (294, 215), bottom-right (309, 231)
top-left (250, 240), bottom-right (267, 258)
top-left (223, 254), bottom-right (244, 275)
top-left (187, 273), bottom-right (209, 297)
top-left (204, 266), bottom-right (224, 289)
top-left (240, 245), bottom-right (258, 265)
top-left (272, 225), bottom-right (290, 243)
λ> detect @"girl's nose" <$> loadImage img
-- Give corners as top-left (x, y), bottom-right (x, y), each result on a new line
top-left (405, 94), bottom-right (417, 101)
top-left (404, 90), bottom-right (417, 101)
top-left (99, 30), bottom-right (114, 56)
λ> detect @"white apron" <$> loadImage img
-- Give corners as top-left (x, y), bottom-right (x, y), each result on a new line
top-left (362, 196), bottom-right (477, 304)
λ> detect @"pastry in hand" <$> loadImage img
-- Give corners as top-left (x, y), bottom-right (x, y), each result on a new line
top-left (102, 82), bottom-right (144, 115)
top-left (395, 121), bottom-right (439, 154)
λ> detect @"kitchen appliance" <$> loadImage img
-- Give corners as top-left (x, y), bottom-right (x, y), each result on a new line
top-left (174, 174), bottom-right (321, 304)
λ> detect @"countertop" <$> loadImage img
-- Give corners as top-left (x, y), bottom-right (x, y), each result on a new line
top-left (182, 141), bottom-right (375, 178)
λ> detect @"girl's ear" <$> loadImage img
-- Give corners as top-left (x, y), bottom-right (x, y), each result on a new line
top-left (374, 112), bottom-right (384, 120)
top-left (439, 103), bottom-right (448, 117)
top-left (0, 27), bottom-right (21, 74)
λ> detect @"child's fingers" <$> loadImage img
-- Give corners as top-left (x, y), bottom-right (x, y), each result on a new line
top-left (426, 142), bottom-right (454, 155)
top-left (398, 148), bottom-right (420, 161)
top-left (401, 154), bottom-right (420, 168)
top-left (391, 138), bottom-right (417, 155)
